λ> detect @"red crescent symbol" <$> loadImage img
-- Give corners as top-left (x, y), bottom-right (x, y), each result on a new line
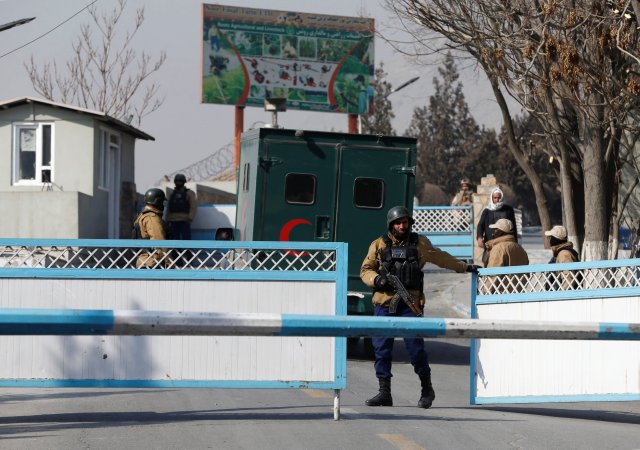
top-left (279, 218), bottom-right (311, 257)
top-left (279, 218), bottom-right (311, 241)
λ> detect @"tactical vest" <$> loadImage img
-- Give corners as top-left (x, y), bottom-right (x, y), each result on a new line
top-left (169, 189), bottom-right (190, 214)
top-left (380, 232), bottom-right (423, 290)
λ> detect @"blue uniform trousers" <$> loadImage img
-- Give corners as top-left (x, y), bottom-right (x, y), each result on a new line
top-left (372, 301), bottom-right (430, 379)
top-left (169, 221), bottom-right (191, 240)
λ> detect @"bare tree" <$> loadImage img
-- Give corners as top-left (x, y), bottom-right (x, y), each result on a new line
top-left (25, 0), bottom-right (165, 127)
top-left (386, 0), bottom-right (640, 260)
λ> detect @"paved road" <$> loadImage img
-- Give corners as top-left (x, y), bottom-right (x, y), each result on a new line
top-left (1, 339), bottom-right (638, 449)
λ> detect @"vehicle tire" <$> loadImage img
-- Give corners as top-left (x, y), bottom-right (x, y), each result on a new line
top-left (347, 337), bottom-right (360, 357)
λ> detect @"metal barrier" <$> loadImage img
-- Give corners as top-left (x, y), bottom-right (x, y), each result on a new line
top-left (412, 206), bottom-right (474, 261)
top-left (473, 259), bottom-right (640, 404)
top-left (0, 238), bottom-right (338, 271)
top-left (4, 237), bottom-right (639, 415)
top-left (0, 239), bottom-right (347, 400)
top-left (1, 309), bottom-right (638, 340)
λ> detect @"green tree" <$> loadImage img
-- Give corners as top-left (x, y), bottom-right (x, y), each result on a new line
top-left (406, 53), bottom-right (484, 199)
top-left (360, 63), bottom-right (396, 135)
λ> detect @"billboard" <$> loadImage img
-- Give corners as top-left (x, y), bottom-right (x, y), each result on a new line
top-left (202, 4), bottom-right (375, 114)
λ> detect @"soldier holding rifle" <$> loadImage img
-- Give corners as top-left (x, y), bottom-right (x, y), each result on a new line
top-left (360, 206), bottom-right (478, 409)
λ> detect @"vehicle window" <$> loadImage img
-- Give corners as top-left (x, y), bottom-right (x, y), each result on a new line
top-left (242, 163), bottom-right (250, 192)
top-left (285, 173), bottom-right (316, 205)
top-left (354, 177), bottom-right (384, 209)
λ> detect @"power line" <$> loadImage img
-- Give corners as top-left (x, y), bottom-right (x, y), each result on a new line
top-left (0, 0), bottom-right (98, 60)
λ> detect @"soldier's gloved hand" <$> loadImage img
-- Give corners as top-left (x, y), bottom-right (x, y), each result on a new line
top-left (374, 274), bottom-right (389, 289)
top-left (466, 264), bottom-right (480, 273)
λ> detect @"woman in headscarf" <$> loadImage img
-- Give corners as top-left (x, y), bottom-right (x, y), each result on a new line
top-left (476, 187), bottom-right (517, 266)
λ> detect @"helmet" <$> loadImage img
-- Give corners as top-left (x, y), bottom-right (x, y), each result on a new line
top-left (386, 206), bottom-right (414, 229)
top-left (174, 173), bottom-right (187, 183)
top-left (144, 188), bottom-right (166, 209)
top-left (460, 177), bottom-right (470, 186)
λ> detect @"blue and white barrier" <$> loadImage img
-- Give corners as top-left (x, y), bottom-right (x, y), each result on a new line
top-left (413, 206), bottom-right (474, 261)
top-left (0, 240), bottom-right (349, 399)
top-left (1, 308), bottom-right (638, 340)
top-left (473, 259), bottom-right (640, 405)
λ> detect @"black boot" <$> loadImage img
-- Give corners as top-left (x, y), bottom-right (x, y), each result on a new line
top-left (365, 377), bottom-right (393, 406)
top-left (418, 374), bottom-right (435, 409)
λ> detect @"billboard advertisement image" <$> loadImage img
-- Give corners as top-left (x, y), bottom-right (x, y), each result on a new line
top-left (202, 4), bottom-right (375, 114)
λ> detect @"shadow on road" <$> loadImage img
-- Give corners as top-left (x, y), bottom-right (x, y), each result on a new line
top-left (0, 389), bottom-right (172, 404)
top-left (0, 406), bottom-right (511, 438)
top-left (473, 405), bottom-right (640, 425)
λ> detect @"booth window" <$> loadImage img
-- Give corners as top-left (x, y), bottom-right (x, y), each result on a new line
top-left (285, 173), bottom-right (316, 204)
top-left (354, 177), bottom-right (384, 208)
top-left (13, 123), bottom-right (54, 185)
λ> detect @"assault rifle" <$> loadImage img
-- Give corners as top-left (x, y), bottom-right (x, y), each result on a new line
top-left (384, 271), bottom-right (423, 317)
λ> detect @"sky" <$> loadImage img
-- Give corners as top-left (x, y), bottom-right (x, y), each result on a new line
top-left (0, 0), bottom-right (509, 191)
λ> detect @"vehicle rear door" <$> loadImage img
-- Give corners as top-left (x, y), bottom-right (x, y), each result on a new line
top-left (257, 139), bottom-right (337, 243)
top-left (336, 144), bottom-right (415, 292)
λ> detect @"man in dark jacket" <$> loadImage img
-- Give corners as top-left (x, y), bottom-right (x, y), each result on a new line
top-left (476, 187), bottom-right (517, 265)
top-left (166, 173), bottom-right (197, 240)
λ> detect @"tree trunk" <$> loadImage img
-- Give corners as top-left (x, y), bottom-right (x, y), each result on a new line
top-left (487, 74), bottom-right (552, 234)
top-left (541, 86), bottom-right (581, 251)
top-left (582, 136), bottom-right (608, 261)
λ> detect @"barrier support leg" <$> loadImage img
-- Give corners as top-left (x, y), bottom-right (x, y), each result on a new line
top-left (333, 389), bottom-right (340, 421)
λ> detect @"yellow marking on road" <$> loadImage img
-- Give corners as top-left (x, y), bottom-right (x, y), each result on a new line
top-left (378, 433), bottom-right (425, 450)
top-left (302, 389), bottom-right (333, 398)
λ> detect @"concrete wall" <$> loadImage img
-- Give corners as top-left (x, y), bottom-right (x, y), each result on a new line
top-left (1, 191), bottom-right (80, 238)
top-left (78, 191), bottom-right (107, 238)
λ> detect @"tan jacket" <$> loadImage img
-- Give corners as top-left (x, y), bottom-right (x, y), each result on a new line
top-left (551, 242), bottom-right (579, 263)
top-left (135, 206), bottom-right (168, 240)
top-left (360, 232), bottom-right (468, 306)
top-left (549, 241), bottom-right (580, 290)
top-left (134, 205), bottom-right (169, 268)
top-left (485, 234), bottom-right (529, 268)
top-left (451, 189), bottom-right (473, 206)
top-left (166, 188), bottom-right (197, 222)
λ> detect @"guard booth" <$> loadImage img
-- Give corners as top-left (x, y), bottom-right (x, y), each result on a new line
top-left (235, 128), bottom-right (417, 316)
